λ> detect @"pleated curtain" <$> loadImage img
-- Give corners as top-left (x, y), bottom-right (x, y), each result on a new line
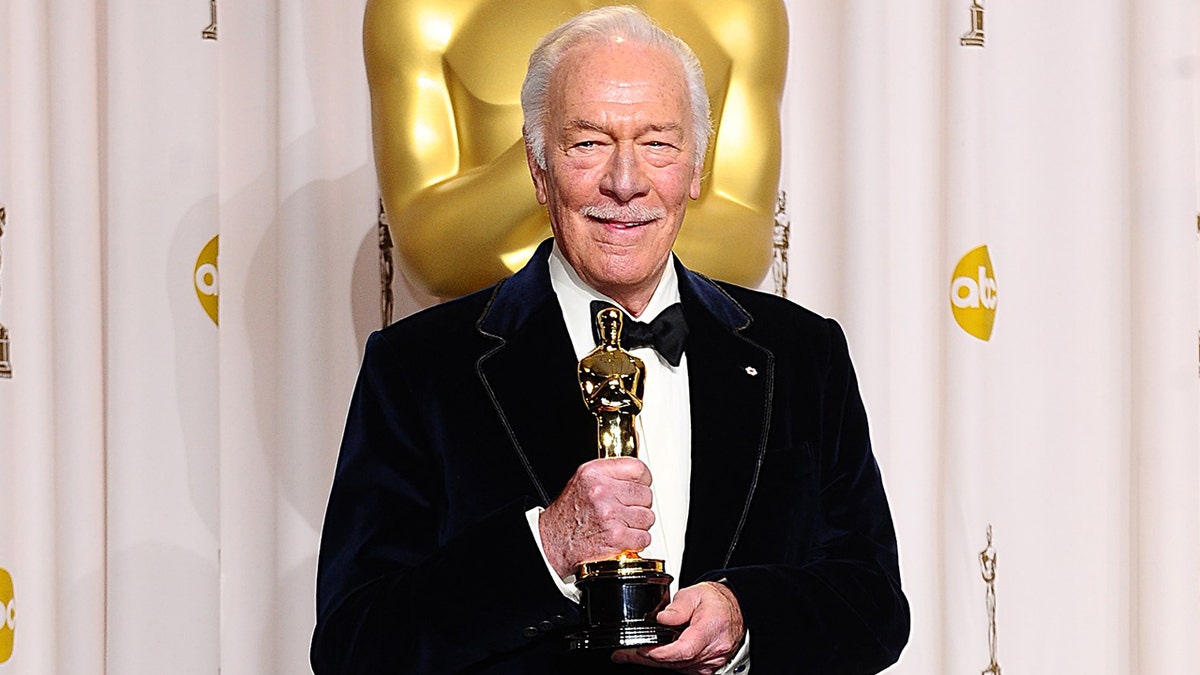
top-left (0, 1), bottom-right (1196, 673)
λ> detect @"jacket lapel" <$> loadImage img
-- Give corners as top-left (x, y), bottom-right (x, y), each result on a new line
top-left (475, 240), bottom-right (596, 505)
top-left (476, 244), bottom-right (774, 580)
top-left (677, 265), bottom-right (774, 585)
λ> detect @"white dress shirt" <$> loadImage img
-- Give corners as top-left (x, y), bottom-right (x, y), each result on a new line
top-left (524, 243), bottom-right (750, 673)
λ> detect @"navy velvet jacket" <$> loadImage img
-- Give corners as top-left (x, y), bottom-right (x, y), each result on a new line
top-left (311, 240), bottom-right (909, 673)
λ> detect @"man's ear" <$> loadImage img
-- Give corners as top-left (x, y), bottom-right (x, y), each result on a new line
top-left (689, 163), bottom-right (702, 200)
top-left (524, 138), bottom-right (550, 205)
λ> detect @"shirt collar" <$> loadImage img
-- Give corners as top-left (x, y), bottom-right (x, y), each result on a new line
top-left (548, 240), bottom-right (681, 361)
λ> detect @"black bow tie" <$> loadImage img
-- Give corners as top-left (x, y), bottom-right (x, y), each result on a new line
top-left (589, 300), bottom-right (688, 367)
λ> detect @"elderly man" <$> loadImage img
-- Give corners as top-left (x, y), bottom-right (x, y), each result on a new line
top-left (313, 7), bottom-right (908, 674)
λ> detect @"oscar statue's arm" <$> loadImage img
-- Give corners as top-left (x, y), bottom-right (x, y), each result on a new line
top-left (387, 140), bottom-right (549, 297)
top-left (590, 377), bottom-right (641, 414)
top-left (671, 0), bottom-right (789, 288)
top-left (363, 0), bottom-right (459, 221)
top-left (364, 0), bottom-right (549, 298)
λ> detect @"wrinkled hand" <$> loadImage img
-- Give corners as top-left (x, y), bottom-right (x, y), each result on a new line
top-left (611, 582), bottom-right (745, 675)
top-left (538, 457), bottom-right (655, 578)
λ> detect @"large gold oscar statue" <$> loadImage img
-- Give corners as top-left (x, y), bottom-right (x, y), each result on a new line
top-left (364, 0), bottom-right (788, 298)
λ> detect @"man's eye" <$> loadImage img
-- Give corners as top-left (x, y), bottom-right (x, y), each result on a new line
top-left (573, 141), bottom-right (597, 149)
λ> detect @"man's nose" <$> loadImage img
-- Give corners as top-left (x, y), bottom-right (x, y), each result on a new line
top-left (599, 143), bottom-right (650, 203)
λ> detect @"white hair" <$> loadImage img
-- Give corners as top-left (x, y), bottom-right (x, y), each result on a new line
top-left (520, 5), bottom-right (712, 171)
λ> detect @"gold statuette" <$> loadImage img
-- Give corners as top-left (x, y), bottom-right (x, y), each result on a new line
top-left (201, 0), bottom-right (218, 40)
top-left (0, 205), bottom-right (10, 379)
top-left (960, 0), bottom-right (986, 48)
top-left (568, 307), bottom-right (676, 650)
top-left (578, 307), bottom-right (645, 459)
top-left (979, 525), bottom-right (1001, 675)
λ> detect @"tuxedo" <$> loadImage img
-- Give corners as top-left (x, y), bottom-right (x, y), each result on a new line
top-left (311, 240), bottom-right (909, 673)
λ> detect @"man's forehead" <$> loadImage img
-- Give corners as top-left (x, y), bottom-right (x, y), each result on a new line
top-left (547, 42), bottom-right (690, 124)
top-left (551, 40), bottom-right (686, 93)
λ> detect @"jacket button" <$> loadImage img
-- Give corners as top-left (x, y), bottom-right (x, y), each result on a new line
top-left (551, 614), bottom-right (567, 626)
top-left (522, 626), bottom-right (539, 639)
top-left (538, 620), bottom-right (554, 632)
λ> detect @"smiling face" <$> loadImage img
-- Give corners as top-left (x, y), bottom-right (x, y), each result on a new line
top-left (527, 39), bottom-right (701, 316)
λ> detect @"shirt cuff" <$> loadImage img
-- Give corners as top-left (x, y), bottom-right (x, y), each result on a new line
top-left (715, 630), bottom-right (750, 674)
top-left (525, 506), bottom-right (582, 604)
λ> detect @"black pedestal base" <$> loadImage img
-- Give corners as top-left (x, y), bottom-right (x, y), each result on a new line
top-left (567, 567), bottom-right (679, 650)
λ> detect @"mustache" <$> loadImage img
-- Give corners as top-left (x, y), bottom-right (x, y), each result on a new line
top-left (579, 204), bottom-right (666, 223)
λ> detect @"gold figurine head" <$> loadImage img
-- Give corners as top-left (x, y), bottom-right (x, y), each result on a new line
top-left (597, 307), bottom-right (623, 349)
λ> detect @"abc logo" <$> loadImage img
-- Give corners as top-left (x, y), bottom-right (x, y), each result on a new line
top-left (0, 567), bottom-right (14, 663)
top-left (950, 245), bottom-right (998, 341)
top-left (194, 235), bottom-right (219, 326)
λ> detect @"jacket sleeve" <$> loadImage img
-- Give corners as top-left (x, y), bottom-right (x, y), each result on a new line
top-left (702, 318), bottom-right (909, 673)
top-left (310, 331), bottom-right (580, 674)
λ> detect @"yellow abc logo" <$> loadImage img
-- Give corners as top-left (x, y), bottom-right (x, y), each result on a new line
top-left (0, 567), bottom-right (14, 663)
top-left (950, 245), bottom-right (998, 341)
top-left (194, 235), bottom-right (219, 326)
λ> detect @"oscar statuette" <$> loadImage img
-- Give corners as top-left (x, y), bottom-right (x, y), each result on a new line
top-left (567, 307), bottom-right (679, 650)
top-left (0, 205), bottom-right (11, 378)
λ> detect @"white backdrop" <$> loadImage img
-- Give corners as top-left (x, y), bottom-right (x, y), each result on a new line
top-left (0, 1), bottom-right (1196, 673)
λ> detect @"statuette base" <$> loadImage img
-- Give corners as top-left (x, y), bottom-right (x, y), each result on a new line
top-left (568, 561), bottom-right (678, 650)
